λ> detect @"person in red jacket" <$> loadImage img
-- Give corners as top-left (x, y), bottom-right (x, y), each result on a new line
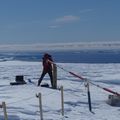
top-left (37, 53), bottom-right (53, 86)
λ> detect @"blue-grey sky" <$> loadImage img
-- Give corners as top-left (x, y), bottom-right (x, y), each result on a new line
top-left (0, 0), bottom-right (120, 44)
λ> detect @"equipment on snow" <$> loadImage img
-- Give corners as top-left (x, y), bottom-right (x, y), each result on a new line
top-left (107, 94), bottom-right (120, 107)
top-left (10, 75), bottom-right (26, 85)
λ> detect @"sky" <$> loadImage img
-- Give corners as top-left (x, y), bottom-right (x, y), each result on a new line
top-left (0, 0), bottom-right (120, 45)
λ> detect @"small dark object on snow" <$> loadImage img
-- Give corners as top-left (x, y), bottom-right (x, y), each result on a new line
top-left (107, 94), bottom-right (120, 107)
top-left (40, 83), bottom-right (49, 87)
top-left (10, 75), bottom-right (26, 85)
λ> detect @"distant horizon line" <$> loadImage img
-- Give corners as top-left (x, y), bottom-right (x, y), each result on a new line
top-left (0, 41), bottom-right (120, 52)
top-left (1, 41), bottom-right (120, 45)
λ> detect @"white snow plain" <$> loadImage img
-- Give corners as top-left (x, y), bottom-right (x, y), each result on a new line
top-left (0, 61), bottom-right (120, 120)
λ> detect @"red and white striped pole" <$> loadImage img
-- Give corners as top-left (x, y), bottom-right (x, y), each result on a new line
top-left (48, 60), bottom-right (120, 97)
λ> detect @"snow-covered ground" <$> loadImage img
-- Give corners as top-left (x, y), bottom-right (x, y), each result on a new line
top-left (0, 61), bottom-right (120, 120)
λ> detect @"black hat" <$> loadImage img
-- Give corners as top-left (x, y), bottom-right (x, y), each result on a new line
top-left (44, 53), bottom-right (51, 58)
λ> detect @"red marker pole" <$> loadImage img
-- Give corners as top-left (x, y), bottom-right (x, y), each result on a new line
top-left (48, 60), bottom-right (120, 97)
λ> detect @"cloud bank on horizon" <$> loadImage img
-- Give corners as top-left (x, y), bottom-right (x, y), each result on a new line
top-left (0, 42), bottom-right (120, 51)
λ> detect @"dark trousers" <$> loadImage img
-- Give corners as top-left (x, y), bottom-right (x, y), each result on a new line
top-left (38, 70), bottom-right (53, 86)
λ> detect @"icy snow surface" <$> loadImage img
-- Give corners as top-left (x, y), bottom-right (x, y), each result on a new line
top-left (0, 61), bottom-right (120, 120)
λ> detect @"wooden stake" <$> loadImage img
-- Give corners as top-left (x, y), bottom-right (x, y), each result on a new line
top-left (38, 93), bottom-right (43, 120)
top-left (61, 86), bottom-right (64, 116)
top-left (2, 102), bottom-right (8, 120)
top-left (52, 64), bottom-right (57, 89)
